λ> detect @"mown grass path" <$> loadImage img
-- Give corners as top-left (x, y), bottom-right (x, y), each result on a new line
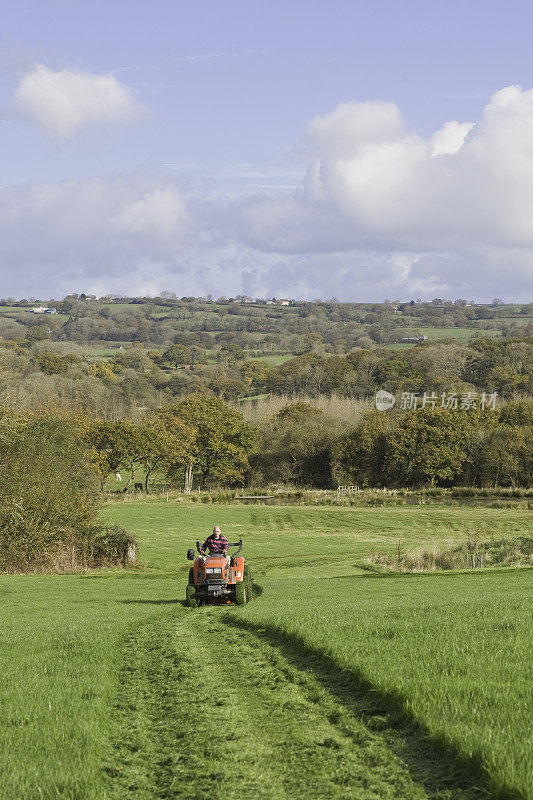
top-left (107, 606), bottom-right (485, 800)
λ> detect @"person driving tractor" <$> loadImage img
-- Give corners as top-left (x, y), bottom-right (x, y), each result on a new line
top-left (201, 526), bottom-right (229, 557)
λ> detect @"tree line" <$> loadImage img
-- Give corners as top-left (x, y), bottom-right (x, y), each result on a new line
top-left (0, 393), bottom-right (530, 572)
top-left (249, 398), bottom-right (532, 490)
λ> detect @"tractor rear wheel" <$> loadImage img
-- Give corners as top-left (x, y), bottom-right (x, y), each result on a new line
top-left (185, 584), bottom-right (197, 607)
top-left (244, 564), bottom-right (252, 600)
top-left (188, 567), bottom-right (194, 584)
top-left (234, 580), bottom-right (247, 605)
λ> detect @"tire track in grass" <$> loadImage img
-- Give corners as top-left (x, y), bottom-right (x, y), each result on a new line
top-left (105, 607), bottom-right (473, 800)
top-left (225, 617), bottom-right (500, 800)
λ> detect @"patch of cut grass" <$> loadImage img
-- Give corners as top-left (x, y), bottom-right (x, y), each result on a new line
top-left (108, 610), bottom-right (437, 800)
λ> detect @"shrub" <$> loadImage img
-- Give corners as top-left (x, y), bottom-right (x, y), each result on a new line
top-left (370, 537), bottom-right (533, 572)
top-left (89, 525), bottom-right (137, 566)
top-left (0, 412), bottom-right (135, 572)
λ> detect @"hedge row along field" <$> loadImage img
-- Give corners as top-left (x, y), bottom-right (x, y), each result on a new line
top-left (0, 503), bottom-right (530, 799)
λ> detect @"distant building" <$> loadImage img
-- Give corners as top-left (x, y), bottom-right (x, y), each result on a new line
top-left (278, 299), bottom-right (290, 306)
top-left (29, 306), bottom-right (56, 314)
top-left (401, 335), bottom-right (428, 342)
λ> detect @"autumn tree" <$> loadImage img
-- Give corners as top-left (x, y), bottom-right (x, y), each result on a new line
top-left (141, 411), bottom-right (195, 492)
top-left (83, 419), bottom-right (137, 490)
top-left (165, 394), bottom-right (258, 488)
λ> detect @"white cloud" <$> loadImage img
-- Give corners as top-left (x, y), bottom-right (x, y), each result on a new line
top-left (430, 120), bottom-right (474, 156)
top-left (237, 86), bottom-right (533, 299)
top-left (15, 65), bottom-right (145, 142)
top-left (309, 100), bottom-right (403, 154)
top-left (118, 188), bottom-right (189, 242)
top-left (0, 175), bottom-right (192, 296)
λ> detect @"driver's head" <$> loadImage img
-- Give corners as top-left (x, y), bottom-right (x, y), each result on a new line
top-left (213, 526), bottom-right (221, 538)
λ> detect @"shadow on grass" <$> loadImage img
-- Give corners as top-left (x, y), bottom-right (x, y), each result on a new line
top-left (222, 616), bottom-right (522, 800)
top-left (120, 599), bottom-right (182, 605)
top-left (119, 582), bottom-right (265, 607)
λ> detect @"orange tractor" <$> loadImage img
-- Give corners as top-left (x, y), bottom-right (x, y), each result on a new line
top-left (185, 538), bottom-right (252, 606)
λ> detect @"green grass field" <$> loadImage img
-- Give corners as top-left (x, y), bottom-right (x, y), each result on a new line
top-left (416, 327), bottom-right (500, 341)
top-left (249, 353), bottom-right (294, 365)
top-left (0, 504), bottom-right (531, 799)
top-left (0, 308), bottom-right (70, 323)
top-left (382, 329), bottom-right (501, 351)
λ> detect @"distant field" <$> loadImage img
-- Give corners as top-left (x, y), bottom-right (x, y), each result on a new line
top-left (382, 342), bottom-right (417, 350)
top-left (0, 307), bottom-right (70, 323)
top-left (416, 326), bottom-right (500, 341)
top-left (0, 503), bottom-right (530, 798)
top-left (251, 353), bottom-right (294, 365)
top-left (382, 327), bottom-right (500, 349)
top-left (383, 328), bottom-right (502, 351)
top-left (81, 347), bottom-right (118, 358)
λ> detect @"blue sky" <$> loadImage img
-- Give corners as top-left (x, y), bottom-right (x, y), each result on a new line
top-left (2, 0), bottom-right (533, 300)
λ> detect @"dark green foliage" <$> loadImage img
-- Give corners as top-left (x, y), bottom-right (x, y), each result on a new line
top-left (218, 343), bottom-right (245, 364)
top-left (336, 410), bottom-right (393, 487)
top-left (464, 337), bottom-right (533, 396)
top-left (478, 424), bottom-right (532, 487)
top-left (266, 353), bottom-right (352, 395)
top-left (84, 419), bottom-right (138, 489)
top-left (24, 326), bottom-right (50, 343)
top-left (251, 402), bottom-right (341, 488)
top-left (0, 414), bottom-right (99, 570)
top-left (386, 408), bottom-right (470, 486)
top-left (498, 398), bottom-right (533, 426)
top-left (162, 343), bottom-right (192, 367)
top-left (208, 374), bottom-right (247, 400)
top-left (336, 406), bottom-right (532, 488)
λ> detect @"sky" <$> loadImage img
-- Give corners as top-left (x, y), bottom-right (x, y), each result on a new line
top-left (1, 0), bottom-right (533, 302)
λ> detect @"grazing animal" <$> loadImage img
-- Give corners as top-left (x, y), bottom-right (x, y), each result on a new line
top-left (115, 472), bottom-right (122, 482)
top-left (134, 482), bottom-right (143, 491)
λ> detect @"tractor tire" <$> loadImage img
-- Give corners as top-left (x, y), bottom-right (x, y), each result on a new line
top-left (234, 580), bottom-right (247, 606)
top-left (185, 584), bottom-right (197, 608)
top-left (188, 567), bottom-right (194, 584)
top-left (244, 564), bottom-right (253, 600)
